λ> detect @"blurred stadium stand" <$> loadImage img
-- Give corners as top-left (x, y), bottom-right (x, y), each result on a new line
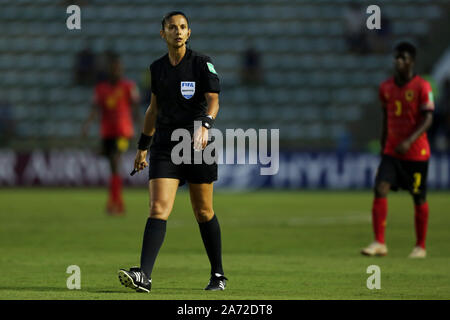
top-left (0, 0), bottom-right (449, 151)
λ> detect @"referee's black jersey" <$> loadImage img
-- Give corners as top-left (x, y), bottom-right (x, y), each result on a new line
top-left (150, 48), bottom-right (220, 130)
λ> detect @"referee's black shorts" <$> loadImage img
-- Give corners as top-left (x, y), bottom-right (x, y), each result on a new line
top-left (148, 128), bottom-right (218, 186)
top-left (375, 154), bottom-right (429, 199)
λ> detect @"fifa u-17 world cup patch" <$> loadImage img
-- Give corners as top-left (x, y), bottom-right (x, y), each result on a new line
top-left (180, 81), bottom-right (195, 99)
top-left (207, 62), bottom-right (218, 75)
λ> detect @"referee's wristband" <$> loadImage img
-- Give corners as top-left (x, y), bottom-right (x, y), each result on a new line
top-left (137, 133), bottom-right (153, 151)
top-left (199, 115), bottom-right (214, 129)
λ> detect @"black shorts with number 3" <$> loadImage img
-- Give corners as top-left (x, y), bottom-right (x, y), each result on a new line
top-left (375, 154), bottom-right (428, 199)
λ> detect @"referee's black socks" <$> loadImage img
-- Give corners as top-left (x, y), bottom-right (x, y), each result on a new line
top-left (198, 214), bottom-right (224, 276)
top-left (140, 217), bottom-right (167, 279)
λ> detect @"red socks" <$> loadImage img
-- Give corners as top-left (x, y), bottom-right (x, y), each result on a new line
top-left (111, 174), bottom-right (122, 202)
top-left (414, 202), bottom-right (429, 249)
top-left (372, 197), bottom-right (429, 249)
top-left (108, 174), bottom-right (124, 213)
top-left (372, 197), bottom-right (388, 244)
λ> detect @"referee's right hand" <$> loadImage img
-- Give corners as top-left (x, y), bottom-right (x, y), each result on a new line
top-left (134, 149), bottom-right (148, 172)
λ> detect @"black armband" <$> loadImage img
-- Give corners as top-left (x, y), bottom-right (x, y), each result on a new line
top-left (198, 115), bottom-right (215, 129)
top-left (137, 133), bottom-right (153, 150)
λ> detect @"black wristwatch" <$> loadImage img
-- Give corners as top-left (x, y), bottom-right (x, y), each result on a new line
top-left (201, 115), bottom-right (214, 129)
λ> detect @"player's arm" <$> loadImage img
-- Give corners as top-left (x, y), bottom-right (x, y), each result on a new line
top-left (133, 93), bottom-right (158, 172)
top-left (395, 111), bottom-right (433, 154)
top-left (81, 93), bottom-right (99, 137)
top-left (378, 84), bottom-right (388, 152)
top-left (381, 104), bottom-right (387, 150)
top-left (194, 92), bottom-right (219, 150)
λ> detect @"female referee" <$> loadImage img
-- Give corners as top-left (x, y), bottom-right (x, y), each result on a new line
top-left (118, 11), bottom-right (227, 292)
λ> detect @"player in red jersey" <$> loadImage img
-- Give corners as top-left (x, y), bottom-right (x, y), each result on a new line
top-left (82, 53), bottom-right (141, 215)
top-left (361, 42), bottom-right (434, 258)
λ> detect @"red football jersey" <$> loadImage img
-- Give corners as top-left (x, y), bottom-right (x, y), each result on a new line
top-left (379, 75), bottom-right (434, 161)
top-left (94, 79), bottom-right (136, 139)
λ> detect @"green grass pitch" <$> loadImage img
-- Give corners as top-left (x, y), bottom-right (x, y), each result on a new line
top-left (0, 188), bottom-right (449, 300)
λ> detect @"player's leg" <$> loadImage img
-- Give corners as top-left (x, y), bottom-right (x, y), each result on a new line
top-left (102, 138), bottom-right (120, 214)
top-left (119, 178), bottom-right (179, 292)
top-left (189, 182), bottom-right (227, 290)
top-left (361, 156), bottom-right (395, 256)
top-left (106, 150), bottom-right (123, 213)
top-left (408, 162), bottom-right (429, 258)
top-left (372, 180), bottom-right (390, 244)
top-left (409, 194), bottom-right (428, 258)
top-left (361, 181), bottom-right (390, 256)
top-left (109, 137), bottom-right (130, 214)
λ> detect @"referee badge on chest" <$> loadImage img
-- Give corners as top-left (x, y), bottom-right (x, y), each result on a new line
top-left (181, 81), bottom-right (195, 99)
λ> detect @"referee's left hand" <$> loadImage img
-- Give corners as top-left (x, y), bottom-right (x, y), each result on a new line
top-left (193, 126), bottom-right (209, 151)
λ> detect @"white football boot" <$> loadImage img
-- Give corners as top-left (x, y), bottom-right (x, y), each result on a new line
top-left (361, 241), bottom-right (388, 256)
top-left (408, 246), bottom-right (426, 258)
